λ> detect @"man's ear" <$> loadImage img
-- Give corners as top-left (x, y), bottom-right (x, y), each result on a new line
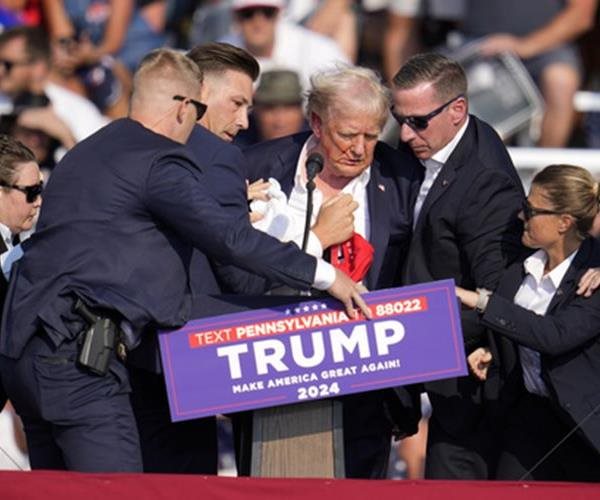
top-left (175, 98), bottom-right (188, 124)
top-left (449, 96), bottom-right (467, 125)
top-left (310, 112), bottom-right (323, 138)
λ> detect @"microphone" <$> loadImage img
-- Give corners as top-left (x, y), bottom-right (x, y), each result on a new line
top-left (305, 152), bottom-right (324, 185)
top-left (301, 153), bottom-right (324, 253)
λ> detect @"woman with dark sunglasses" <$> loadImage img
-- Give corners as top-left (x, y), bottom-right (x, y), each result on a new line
top-left (456, 164), bottom-right (600, 482)
top-left (0, 135), bottom-right (42, 416)
top-left (0, 134), bottom-right (42, 260)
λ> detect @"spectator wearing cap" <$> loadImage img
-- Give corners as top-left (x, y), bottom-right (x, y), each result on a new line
top-left (236, 69), bottom-right (308, 147)
top-left (222, 0), bottom-right (350, 90)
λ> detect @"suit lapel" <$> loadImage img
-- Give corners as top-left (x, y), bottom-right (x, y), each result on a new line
top-left (364, 163), bottom-right (389, 289)
top-left (274, 132), bottom-right (311, 197)
top-left (546, 239), bottom-right (592, 314)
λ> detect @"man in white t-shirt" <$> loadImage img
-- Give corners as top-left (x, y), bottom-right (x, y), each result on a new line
top-left (222, 0), bottom-right (350, 90)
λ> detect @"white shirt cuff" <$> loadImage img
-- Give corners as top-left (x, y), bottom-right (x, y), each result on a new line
top-left (306, 230), bottom-right (324, 258)
top-left (312, 259), bottom-right (336, 290)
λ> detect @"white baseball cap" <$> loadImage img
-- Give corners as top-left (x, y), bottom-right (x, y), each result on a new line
top-left (232, 0), bottom-right (284, 11)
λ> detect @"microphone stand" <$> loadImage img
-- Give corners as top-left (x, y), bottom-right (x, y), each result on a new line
top-left (301, 175), bottom-right (316, 252)
top-left (298, 175), bottom-right (318, 297)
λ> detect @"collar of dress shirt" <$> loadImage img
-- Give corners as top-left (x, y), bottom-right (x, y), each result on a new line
top-left (0, 221), bottom-right (13, 251)
top-left (295, 134), bottom-right (371, 193)
top-left (523, 247), bottom-right (580, 288)
top-left (422, 115), bottom-right (470, 168)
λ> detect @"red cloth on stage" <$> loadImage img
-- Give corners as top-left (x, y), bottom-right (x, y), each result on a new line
top-left (329, 233), bottom-right (374, 282)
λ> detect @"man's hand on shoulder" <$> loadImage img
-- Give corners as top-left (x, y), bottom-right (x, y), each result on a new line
top-left (577, 267), bottom-right (600, 297)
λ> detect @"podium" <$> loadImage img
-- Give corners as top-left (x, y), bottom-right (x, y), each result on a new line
top-left (190, 294), bottom-right (347, 477)
top-left (221, 295), bottom-right (346, 478)
top-left (248, 400), bottom-right (345, 477)
top-left (160, 283), bottom-right (467, 479)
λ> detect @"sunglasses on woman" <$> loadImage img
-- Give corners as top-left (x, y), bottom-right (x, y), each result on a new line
top-left (0, 180), bottom-right (44, 203)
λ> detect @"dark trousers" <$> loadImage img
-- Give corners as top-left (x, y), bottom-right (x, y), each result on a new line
top-left (425, 414), bottom-right (496, 479)
top-left (496, 392), bottom-right (600, 482)
top-left (342, 391), bottom-right (393, 479)
top-left (0, 331), bottom-right (142, 472)
top-left (128, 365), bottom-right (218, 474)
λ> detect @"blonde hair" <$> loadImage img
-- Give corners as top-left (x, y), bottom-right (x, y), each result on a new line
top-left (131, 49), bottom-right (203, 111)
top-left (306, 64), bottom-right (390, 129)
top-left (533, 164), bottom-right (600, 239)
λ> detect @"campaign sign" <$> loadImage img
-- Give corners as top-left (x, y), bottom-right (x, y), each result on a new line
top-left (159, 280), bottom-right (465, 422)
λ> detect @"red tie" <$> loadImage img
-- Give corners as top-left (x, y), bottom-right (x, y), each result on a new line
top-left (329, 233), bottom-right (374, 282)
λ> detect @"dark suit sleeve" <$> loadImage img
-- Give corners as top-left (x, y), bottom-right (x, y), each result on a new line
top-left (456, 167), bottom-right (524, 290)
top-left (144, 156), bottom-right (316, 290)
top-left (199, 146), bottom-right (271, 294)
top-left (202, 145), bottom-right (250, 212)
top-left (455, 167), bottom-right (523, 349)
top-left (482, 292), bottom-right (600, 356)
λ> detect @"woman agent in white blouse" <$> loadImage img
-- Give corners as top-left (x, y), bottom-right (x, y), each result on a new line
top-left (456, 164), bottom-right (600, 482)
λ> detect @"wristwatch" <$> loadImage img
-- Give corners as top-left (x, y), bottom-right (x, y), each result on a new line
top-left (475, 288), bottom-right (492, 313)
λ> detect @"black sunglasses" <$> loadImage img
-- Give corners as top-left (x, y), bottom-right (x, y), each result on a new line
top-left (0, 58), bottom-right (32, 73)
top-left (0, 180), bottom-right (44, 203)
top-left (522, 201), bottom-right (563, 221)
top-left (236, 6), bottom-right (279, 20)
top-left (391, 94), bottom-right (464, 131)
top-left (173, 95), bottom-right (207, 121)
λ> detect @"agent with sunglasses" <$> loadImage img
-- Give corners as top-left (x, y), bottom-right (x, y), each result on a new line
top-left (391, 53), bottom-right (526, 479)
top-left (0, 134), bottom-right (43, 275)
top-left (0, 48), bottom-right (369, 473)
top-left (125, 42), bottom-right (258, 475)
top-left (456, 164), bottom-right (600, 482)
top-left (0, 134), bottom-right (42, 413)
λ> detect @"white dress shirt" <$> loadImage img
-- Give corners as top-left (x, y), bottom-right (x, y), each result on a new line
top-left (0, 222), bottom-right (24, 279)
top-left (413, 116), bottom-right (470, 226)
top-left (287, 135), bottom-right (371, 257)
top-left (513, 248), bottom-right (579, 397)
top-left (250, 135), bottom-right (371, 288)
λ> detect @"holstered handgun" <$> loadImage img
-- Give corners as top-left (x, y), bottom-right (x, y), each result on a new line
top-left (73, 299), bottom-right (118, 376)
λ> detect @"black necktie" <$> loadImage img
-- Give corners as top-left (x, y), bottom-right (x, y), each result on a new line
top-left (11, 233), bottom-right (20, 246)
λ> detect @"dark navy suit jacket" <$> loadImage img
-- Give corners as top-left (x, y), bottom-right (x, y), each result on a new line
top-left (186, 125), bottom-right (251, 304)
top-left (0, 119), bottom-right (318, 360)
top-left (239, 131), bottom-right (424, 439)
top-left (242, 131), bottom-right (422, 291)
top-left (0, 238), bottom-right (7, 409)
top-left (483, 237), bottom-right (600, 454)
top-left (399, 115), bottom-right (526, 438)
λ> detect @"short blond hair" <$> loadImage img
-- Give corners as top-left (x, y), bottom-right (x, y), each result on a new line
top-left (131, 49), bottom-right (203, 109)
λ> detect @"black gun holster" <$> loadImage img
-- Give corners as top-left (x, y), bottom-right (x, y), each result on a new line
top-left (73, 299), bottom-right (122, 376)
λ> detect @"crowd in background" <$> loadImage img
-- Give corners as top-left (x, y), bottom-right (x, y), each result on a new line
top-left (0, 0), bottom-right (598, 160)
top-left (0, 0), bottom-right (599, 481)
